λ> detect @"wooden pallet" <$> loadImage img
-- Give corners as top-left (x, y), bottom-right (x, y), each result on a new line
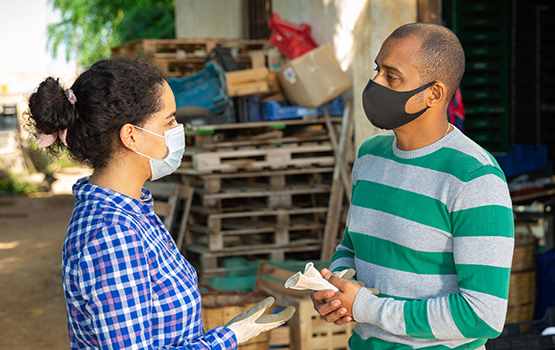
top-left (187, 207), bottom-right (327, 251)
top-left (183, 117), bottom-right (342, 151)
top-left (112, 38), bottom-right (269, 57)
top-left (180, 141), bottom-right (335, 174)
top-left (187, 245), bottom-right (322, 282)
top-left (111, 38), bottom-right (270, 77)
top-left (181, 166), bottom-right (334, 194)
top-left (195, 183), bottom-right (331, 210)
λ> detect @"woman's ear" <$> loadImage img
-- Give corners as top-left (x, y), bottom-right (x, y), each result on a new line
top-left (426, 82), bottom-right (447, 108)
top-left (120, 123), bottom-right (138, 151)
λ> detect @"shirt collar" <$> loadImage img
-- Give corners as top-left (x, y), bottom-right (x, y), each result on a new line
top-left (72, 176), bottom-right (154, 216)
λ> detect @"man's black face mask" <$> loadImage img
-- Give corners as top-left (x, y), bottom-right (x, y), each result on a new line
top-left (362, 80), bottom-right (436, 130)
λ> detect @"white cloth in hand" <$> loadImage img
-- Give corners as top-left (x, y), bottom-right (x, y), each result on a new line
top-left (284, 262), bottom-right (379, 295)
top-left (285, 262), bottom-right (342, 291)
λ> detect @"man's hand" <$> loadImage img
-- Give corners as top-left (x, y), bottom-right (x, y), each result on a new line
top-left (310, 268), bottom-right (362, 325)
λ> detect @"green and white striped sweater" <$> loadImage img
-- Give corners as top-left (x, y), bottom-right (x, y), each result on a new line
top-left (330, 126), bottom-right (514, 350)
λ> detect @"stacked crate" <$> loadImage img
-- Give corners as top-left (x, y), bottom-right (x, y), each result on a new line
top-left (443, 0), bottom-right (510, 152)
top-left (111, 38), bottom-right (270, 77)
top-left (175, 117), bottom-right (342, 281)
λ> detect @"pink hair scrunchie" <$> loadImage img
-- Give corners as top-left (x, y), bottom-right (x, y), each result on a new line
top-left (36, 88), bottom-right (76, 148)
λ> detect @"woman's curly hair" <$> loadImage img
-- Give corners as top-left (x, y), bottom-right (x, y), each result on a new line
top-left (26, 57), bottom-right (167, 170)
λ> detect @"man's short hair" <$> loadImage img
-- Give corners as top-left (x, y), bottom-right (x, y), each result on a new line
top-left (389, 23), bottom-right (465, 100)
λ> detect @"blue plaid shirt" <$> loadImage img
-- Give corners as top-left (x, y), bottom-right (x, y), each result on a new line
top-left (63, 177), bottom-right (237, 350)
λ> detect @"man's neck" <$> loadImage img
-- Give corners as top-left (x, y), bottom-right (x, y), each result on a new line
top-left (393, 117), bottom-right (451, 151)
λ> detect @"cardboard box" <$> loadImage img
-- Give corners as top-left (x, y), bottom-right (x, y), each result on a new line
top-left (277, 43), bottom-right (352, 108)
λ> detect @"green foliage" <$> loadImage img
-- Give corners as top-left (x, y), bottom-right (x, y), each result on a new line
top-left (47, 0), bottom-right (176, 67)
top-left (26, 142), bottom-right (81, 174)
top-left (0, 171), bottom-right (42, 195)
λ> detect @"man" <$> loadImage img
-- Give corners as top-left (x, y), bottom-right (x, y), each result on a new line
top-left (311, 23), bottom-right (514, 350)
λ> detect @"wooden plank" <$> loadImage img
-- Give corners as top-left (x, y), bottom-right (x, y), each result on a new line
top-left (208, 207), bottom-right (328, 220)
top-left (183, 155), bottom-right (335, 174)
top-left (321, 102), bottom-right (353, 260)
top-left (197, 166), bottom-right (334, 179)
top-left (250, 50), bottom-right (268, 69)
top-left (200, 186), bottom-right (330, 200)
top-left (321, 178), bottom-right (344, 261)
top-left (188, 142), bottom-right (333, 159)
top-left (418, 0), bottom-right (442, 24)
top-left (185, 116), bottom-right (342, 133)
top-left (144, 181), bottom-right (180, 197)
top-left (227, 81), bottom-right (270, 97)
top-left (323, 109), bottom-right (351, 201)
top-left (226, 67), bottom-right (269, 84)
top-left (269, 326), bottom-right (291, 346)
top-left (226, 68), bottom-right (270, 97)
top-left (153, 201), bottom-right (172, 217)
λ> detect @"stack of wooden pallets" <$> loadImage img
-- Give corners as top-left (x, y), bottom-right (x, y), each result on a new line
top-left (175, 117), bottom-right (345, 281)
top-left (111, 38), bottom-right (270, 77)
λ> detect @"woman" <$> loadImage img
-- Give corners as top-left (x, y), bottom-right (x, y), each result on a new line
top-left (27, 58), bottom-right (293, 350)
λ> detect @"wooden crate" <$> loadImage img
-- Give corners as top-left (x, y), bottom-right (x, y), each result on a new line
top-left (226, 68), bottom-right (271, 97)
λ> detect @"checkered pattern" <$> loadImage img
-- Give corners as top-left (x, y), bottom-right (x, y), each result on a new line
top-left (63, 177), bottom-right (237, 350)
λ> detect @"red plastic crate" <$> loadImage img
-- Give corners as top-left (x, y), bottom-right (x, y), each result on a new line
top-left (268, 13), bottom-right (318, 59)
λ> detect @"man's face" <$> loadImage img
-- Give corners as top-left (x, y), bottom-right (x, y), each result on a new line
top-left (373, 36), bottom-right (427, 112)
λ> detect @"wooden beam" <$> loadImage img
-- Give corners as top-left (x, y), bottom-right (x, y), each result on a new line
top-left (321, 102), bottom-right (353, 260)
top-left (418, 0), bottom-right (441, 24)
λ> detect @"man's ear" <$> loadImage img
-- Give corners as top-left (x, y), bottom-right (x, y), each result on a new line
top-left (120, 123), bottom-right (138, 151)
top-left (426, 82), bottom-right (447, 108)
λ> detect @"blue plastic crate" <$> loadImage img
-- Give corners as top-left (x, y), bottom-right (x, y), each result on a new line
top-left (494, 144), bottom-right (548, 177)
top-left (535, 250), bottom-right (555, 320)
top-left (247, 96), bottom-right (262, 122)
top-left (262, 97), bottom-right (344, 121)
top-left (167, 61), bottom-right (230, 115)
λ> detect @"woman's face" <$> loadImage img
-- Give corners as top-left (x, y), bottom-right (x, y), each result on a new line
top-left (137, 82), bottom-right (178, 159)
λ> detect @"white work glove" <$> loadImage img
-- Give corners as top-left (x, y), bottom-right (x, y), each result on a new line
top-left (285, 262), bottom-right (379, 295)
top-left (225, 296), bottom-right (295, 344)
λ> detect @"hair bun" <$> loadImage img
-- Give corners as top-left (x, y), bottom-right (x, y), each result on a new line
top-left (27, 77), bottom-right (78, 147)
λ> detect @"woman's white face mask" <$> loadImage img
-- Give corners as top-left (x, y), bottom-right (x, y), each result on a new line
top-left (133, 124), bottom-right (185, 181)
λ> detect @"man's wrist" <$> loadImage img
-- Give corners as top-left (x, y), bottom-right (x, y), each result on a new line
top-left (352, 286), bottom-right (378, 323)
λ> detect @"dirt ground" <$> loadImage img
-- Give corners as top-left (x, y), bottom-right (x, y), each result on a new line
top-left (0, 194), bottom-right (75, 349)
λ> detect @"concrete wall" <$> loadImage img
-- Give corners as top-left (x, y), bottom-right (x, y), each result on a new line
top-left (273, 0), bottom-right (417, 150)
top-left (175, 0), bottom-right (246, 39)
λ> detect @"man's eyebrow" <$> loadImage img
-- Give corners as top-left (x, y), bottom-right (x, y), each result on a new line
top-left (375, 61), bottom-right (403, 75)
top-left (166, 111), bottom-right (176, 119)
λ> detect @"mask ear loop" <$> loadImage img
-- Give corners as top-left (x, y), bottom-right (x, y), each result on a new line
top-left (132, 125), bottom-right (164, 161)
top-left (133, 125), bottom-right (165, 139)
